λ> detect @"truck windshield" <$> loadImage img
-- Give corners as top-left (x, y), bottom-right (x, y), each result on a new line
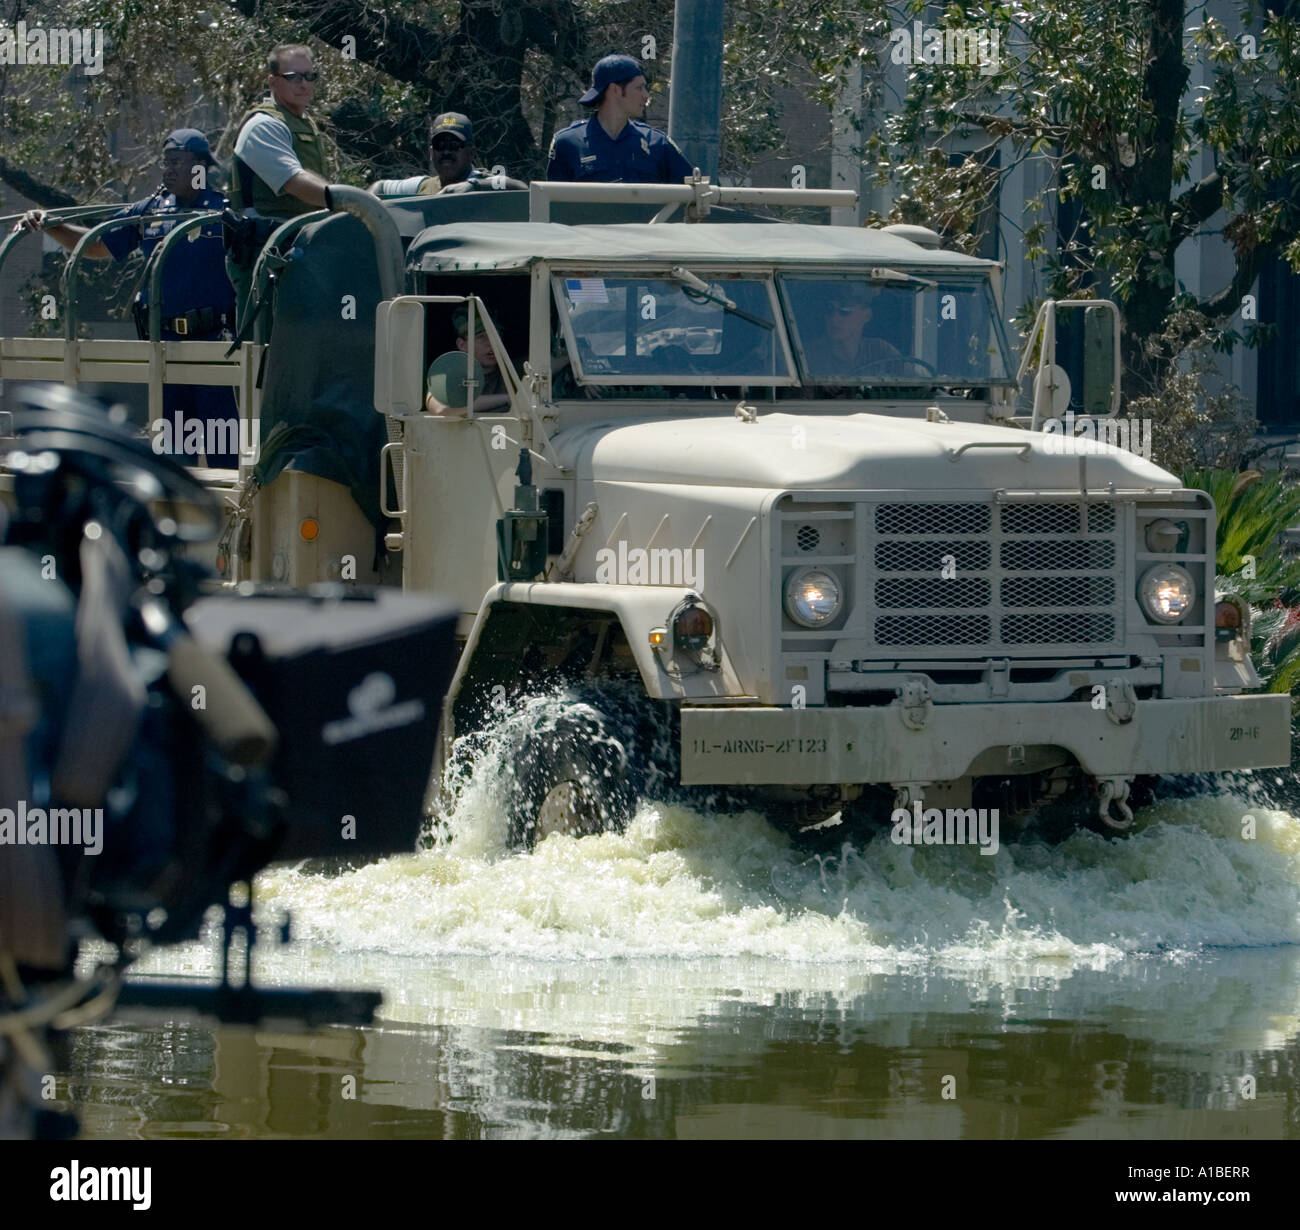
top-left (553, 275), bottom-right (795, 385)
top-left (779, 276), bottom-right (1014, 387)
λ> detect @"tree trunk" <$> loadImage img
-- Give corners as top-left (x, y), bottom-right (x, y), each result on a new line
top-left (1119, 0), bottom-right (1189, 403)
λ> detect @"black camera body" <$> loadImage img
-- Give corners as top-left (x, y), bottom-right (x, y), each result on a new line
top-left (186, 588), bottom-right (458, 863)
top-left (0, 385), bottom-right (457, 957)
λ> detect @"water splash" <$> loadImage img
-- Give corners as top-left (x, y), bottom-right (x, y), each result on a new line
top-left (256, 787), bottom-right (1300, 966)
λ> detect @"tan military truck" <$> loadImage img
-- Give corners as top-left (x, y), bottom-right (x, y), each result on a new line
top-left (5, 180), bottom-right (1289, 846)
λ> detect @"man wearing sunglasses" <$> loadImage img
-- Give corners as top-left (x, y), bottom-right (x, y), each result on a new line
top-left (800, 285), bottom-right (913, 399)
top-left (227, 42), bottom-right (332, 327)
top-left (369, 113), bottom-right (526, 199)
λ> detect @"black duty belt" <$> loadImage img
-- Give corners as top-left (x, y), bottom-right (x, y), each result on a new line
top-left (165, 307), bottom-right (233, 336)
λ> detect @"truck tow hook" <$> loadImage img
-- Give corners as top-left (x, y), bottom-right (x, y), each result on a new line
top-left (1097, 777), bottom-right (1134, 831)
top-left (892, 783), bottom-right (930, 811)
top-left (897, 678), bottom-right (932, 730)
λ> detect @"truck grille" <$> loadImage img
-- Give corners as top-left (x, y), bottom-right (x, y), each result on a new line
top-left (869, 500), bottom-right (1122, 653)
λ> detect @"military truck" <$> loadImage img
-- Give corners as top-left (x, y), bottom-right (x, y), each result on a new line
top-left (3, 178), bottom-right (1290, 846)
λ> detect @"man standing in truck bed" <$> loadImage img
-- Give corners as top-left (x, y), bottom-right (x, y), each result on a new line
top-left (546, 54), bottom-right (694, 184)
top-left (15, 130), bottom-right (240, 466)
top-left (227, 42), bottom-right (335, 330)
top-left (369, 112), bottom-right (527, 198)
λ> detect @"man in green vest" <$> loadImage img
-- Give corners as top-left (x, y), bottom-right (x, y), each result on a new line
top-left (226, 42), bottom-right (333, 329)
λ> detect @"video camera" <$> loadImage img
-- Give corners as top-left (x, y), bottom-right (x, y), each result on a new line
top-left (0, 385), bottom-right (457, 1136)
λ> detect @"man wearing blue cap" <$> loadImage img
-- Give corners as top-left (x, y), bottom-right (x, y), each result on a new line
top-left (15, 129), bottom-right (239, 466)
top-left (546, 54), bottom-right (694, 184)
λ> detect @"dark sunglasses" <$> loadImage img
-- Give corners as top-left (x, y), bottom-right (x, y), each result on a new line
top-left (432, 138), bottom-right (466, 151)
top-left (275, 70), bottom-right (318, 83)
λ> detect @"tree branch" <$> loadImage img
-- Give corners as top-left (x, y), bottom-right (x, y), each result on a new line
top-left (0, 156), bottom-right (78, 208)
top-left (224, 0), bottom-right (582, 90)
top-left (1171, 170), bottom-right (1225, 243)
top-left (1198, 225), bottom-right (1296, 321)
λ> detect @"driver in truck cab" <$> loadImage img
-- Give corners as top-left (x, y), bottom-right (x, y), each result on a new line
top-left (425, 305), bottom-right (513, 416)
top-left (793, 283), bottom-right (913, 398)
top-left (813, 284), bottom-right (902, 369)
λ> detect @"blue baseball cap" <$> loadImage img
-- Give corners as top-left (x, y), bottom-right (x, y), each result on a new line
top-left (432, 112), bottom-right (474, 143)
top-left (163, 128), bottom-right (216, 165)
top-left (579, 54), bottom-right (644, 106)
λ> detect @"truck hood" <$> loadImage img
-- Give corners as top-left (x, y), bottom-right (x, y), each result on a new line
top-left (556, 412), bottom-right (1177, 491)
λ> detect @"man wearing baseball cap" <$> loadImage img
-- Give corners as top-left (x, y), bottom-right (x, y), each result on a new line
top-left (14, 128), bottom-right (239, 465)
top-left (546, 54), bottom-right (693, 184)
top-left (369, 112), bottom-right (526, 198)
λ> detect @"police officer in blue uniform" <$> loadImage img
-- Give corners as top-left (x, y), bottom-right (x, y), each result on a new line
top-left (16, 130), bottom-right (240, 467)
top-left (546, 55), bottom-right (694, 184)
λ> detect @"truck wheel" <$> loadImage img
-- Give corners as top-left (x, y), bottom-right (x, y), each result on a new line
top-left (505, 704), bottom-right (639, 848)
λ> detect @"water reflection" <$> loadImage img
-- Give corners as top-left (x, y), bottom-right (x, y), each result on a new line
top-left (65, 949), bottom-right (1300, 1140)
top-left (60, 790), bottom-right (1300, 1138)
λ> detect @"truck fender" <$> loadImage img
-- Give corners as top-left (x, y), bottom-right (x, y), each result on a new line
top-left (444, 581), bottom-right (746, 738)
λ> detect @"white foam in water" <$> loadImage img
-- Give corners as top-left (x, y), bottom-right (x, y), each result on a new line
top-left (255, 742), bottom-right (1300, 968)
top-left (95, 714), bottom-right (1300, 1058)
top-left (74, 698), bottom-right (1300, 1074)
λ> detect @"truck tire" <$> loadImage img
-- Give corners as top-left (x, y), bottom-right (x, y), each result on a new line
top-left (504, 702), bottom-right (639, 849)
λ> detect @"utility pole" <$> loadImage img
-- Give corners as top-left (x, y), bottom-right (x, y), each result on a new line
top-left (667, 0), bottom-right (725, 182)
top-left (830, 62), bottom-right (865, 227)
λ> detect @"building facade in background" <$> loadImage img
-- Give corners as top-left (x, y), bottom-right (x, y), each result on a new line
top-left (728, 1), bottom-right (1297, 432)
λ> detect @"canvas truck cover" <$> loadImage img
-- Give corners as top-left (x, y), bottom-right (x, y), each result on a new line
top-left (254, 212), bottom-right (389, 533)
top-left (406, 221), bottom-right (1001, 274)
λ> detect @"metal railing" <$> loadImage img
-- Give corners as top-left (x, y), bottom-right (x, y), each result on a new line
top-left (0, 205), bottom-right (255, 471)
top-left (527, 178), bottom-right (857, 223)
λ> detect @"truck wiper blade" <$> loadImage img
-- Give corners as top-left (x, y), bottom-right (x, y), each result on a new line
top-left (868, 266), bottom-right (939, 291)
top-left (669, 265), bottom-right (774, 331)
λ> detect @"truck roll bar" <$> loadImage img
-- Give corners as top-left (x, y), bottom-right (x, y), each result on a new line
top-left (326, 184), bottom-right (405, 300)
top-left (0, 204), bottom-right (126, 282)
top-left (527, 178), bottom-right (858, 223)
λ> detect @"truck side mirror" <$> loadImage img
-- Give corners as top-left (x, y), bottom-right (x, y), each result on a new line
top-left (1082, 305), bottom-right (1116, 416)
top-left (426, 350), bottom-right (485, 409)
top-left (1033, 364), bottom-right (1072, 419)
top-left (1051, 300), bottom-right (1119, 418)
top-left (374, 299), bottom-right (424, 417)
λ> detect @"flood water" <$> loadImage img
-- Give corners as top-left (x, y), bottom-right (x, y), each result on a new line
top-left (60, 777), bottom-right (1300, 1140)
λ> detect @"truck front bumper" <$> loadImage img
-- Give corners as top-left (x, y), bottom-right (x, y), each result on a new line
top-left (680, 694), bottom-right (1292, 785)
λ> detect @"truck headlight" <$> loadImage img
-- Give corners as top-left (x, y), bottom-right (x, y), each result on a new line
top-left (784, 567), bottom-right (842, 628)
top-left (1139, 563), bottom-right (1196, 624)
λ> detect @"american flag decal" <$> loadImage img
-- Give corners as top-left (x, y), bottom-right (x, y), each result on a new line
top-left (565, 278), bottom-right (609, 303)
